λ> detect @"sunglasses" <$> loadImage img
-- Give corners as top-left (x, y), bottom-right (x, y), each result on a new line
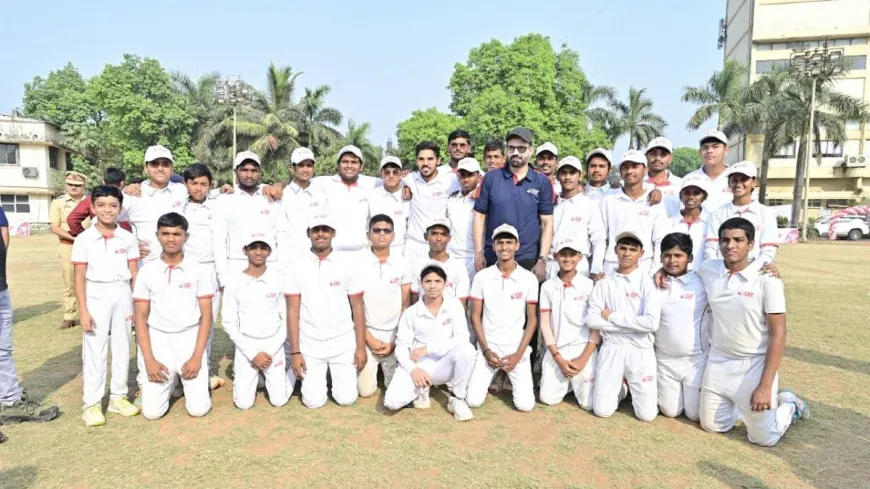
top-left (370, 227), bottom-right (394, 235)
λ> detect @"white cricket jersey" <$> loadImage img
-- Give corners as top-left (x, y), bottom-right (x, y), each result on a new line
top-left (403, 171), bottom-right (460, 247)
top-left (181, 199), bottom-right (217, 263)
top-left (211, 186), bottom-right (282, 284)
top-left (599, 188), bottom-right (669, 266)
top-left (469, 264), bottom-right (539, 348)
top-left (584, 183), bottom-right (612, 203)
top-left (699, 259), bottom-right (785, 359)
top-left (409, 255), bottom-right (470, 300)
top-left (124, 182), bottom-right (188, 263)
top-left (683, 166), bottom-right (733, 212)
top-left (436, 164), bottom-right (459, 176)
top-left (644, 171), bottom-right (683, 200)
top-left (551, 192), bottom-right (607, 274)
top-left (70, 226), bottom-right (140, 283)
top-left (446, 190), bottom-right (476, 260)
top-left (654, 271), bottom-right (710, 357)
top-left (704, 201), bottom-right (779, 265)
top-left (367, 186), bottom-right (410, 250)
top-left (585, 268), bottom-right (661, 348)
top-left (132, 258), bottom-right (216, 333)
top-left (653, 212), bottom-right (710, 271)
top-left (360, 252), bottom-right (412, 331)
top-left (539, 274), bottom-right (595, 348)
top-left (276, 180), bottom-right (326, 259)
top-left (315, 175), bottom-right (373, 252)
top-left (220, 267), bottom-right (287, 362)
top-left (394, 297), bottom-right (470, 372)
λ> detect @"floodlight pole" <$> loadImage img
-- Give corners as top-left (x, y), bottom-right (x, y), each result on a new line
top-left (801, 76), bottom-right (816, 243)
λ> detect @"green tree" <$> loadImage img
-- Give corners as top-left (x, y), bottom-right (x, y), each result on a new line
top-left (670, 147), bottom-right (702, 177)
top-left (293, 85), bottom-right (343, 156)
top-left (321, 119), bottom-right (380, 176)
top-left (604, 87), bottom-right (667, 149)
top-left (395, 108), bottom-right (462, 163)
top-left (681, 60), bottom-right (751, 136)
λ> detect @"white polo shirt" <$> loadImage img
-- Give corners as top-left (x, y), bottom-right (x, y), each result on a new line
top-left (654, 271), bottom-right (710, 358)
top-left (644, 171), bottom-right (683, 200)
top-left (551, 192), bottom-right (607, 274)
top-left (221, 267), bottom-right (286, 362)
top-left (446, 190), bottom-right (477, 260)
top-left (683, 166), bottom-right (733, 212)
top-left (469, 264), bottom-right (539, 348)
top-left (653, 212), bottom-right (710, 271)
top-left (599, 188), bottom-right (669, 265)
top-left (124, 181), bottom-right (188, 264)
top-left (70, 225), bottom-right (140, 284)
top-left (212, 185), bottom-right (282, 284)
top-left (132, 258), bottom-right (215, 333)
top-left (181, 199), bottom-right (217, 264)
top-left (277, 180), bottom-right (326, 258)
top-left (360, 252), bottom-right (412, 331)
top-left (409, 255), bottom-right (470, 300)
top-left (367, 186), bottom-right (410, 251)
top-left (584, 183), bottom-right (611, 203)
top-left (698, 259), bottom-right (786, 359)
top-left (585, 267), bottom-right (660, 348)
top-left (283, 251), bottom-right (364, 359)
top-left (539, 273), bottom-right (595, 348)
top-left (315, 175), bottom-right (372, 252)
top-left (704, 201), bottom-right (779, 265)
top-left (394, 296), bottom-right (470, 372)
top-left (403, 171), bottom-right (460, 245)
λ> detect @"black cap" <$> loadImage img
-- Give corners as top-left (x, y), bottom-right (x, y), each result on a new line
top-left (506, 127), bottom-right (534, 144)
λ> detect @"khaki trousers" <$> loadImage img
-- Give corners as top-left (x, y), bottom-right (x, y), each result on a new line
top-left (58, 243), bottom-right (77, 321)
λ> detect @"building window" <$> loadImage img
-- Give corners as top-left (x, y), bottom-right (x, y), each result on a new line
top-left (846, 120), bottom-right (862, 131)
top-left (756, 59), bottom-right (790, 74)
top-left (66, 152), bottom-right (72, 170)
top-left (808, 199), bottom-right (822, 209)
top-left (772, 143), bottom-right (796, 158)
top-left (768, 199), bottom-right (785, 206)
top-left (833, 37), bottom-right (868, 46)
top-left (49, 147), bottom-right (59, 170)
top-left (0, 143), bottom-right (18, 165)
top-left (0, 195), bottom-right (30, 214)
top-left (844, 55), bottom-right (867, 70)
top-left (827, 199), bottom-right (849, 208)
top-left (813, 141), bottom-right (843, 158)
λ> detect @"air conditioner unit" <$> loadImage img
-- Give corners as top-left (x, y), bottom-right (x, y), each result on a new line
top-left (21, 167), bottom-right (38, 178)
top-left (843, 155), bottom-right (867, 167)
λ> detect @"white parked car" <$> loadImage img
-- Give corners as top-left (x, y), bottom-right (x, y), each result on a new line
top-left (813, 215), bottom-right (870, 240)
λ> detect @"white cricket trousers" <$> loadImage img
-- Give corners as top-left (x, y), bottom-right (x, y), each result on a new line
top-left (233, 337), bottom-right (290, 410)
top-left (358, 328), bottom-right (398, 398)
top-left (593, 343), bottom-right (658, 421)
top-left (299, 349), bottom-right (358, 409)
top-left (81, 282), bottom-right (133, 409)
top-left (657, 352), bottom-right (707, 421)
top-left (539, 344), bottom-right (597, 410)
top-left (403, 239), bottom-right (429, 262)
top-left (141, 327), bottom-right (211, 420)
top-left (466, 344), bottom-right (535, 412)
top-left (383, 342), bottom-right (476, 410)
top-left (700, 354), bottom-right (795, 446)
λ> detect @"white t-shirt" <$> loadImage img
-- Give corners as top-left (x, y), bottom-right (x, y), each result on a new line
top-left (181, 199), bottom-right (217, 264)
top-left (276, 181), bottom-right (326, 259)
top-left (221, 267), bottom-right (287, 362)
top-left (314, 175), bottom-right (373, 252)
top-left (654, 271), bottom-right (710, 358)
top-left (367, 187), bottom-right (410, 250)
top-left (359, 252), bottom-right (412, 331)
top-left (70, 225), bottom-right (140, 284)
top-left (124, 182), bottom-right (188, 264)
top-left (539, 273), bottom-right (595, 348)
top-left (551, 192), bottom-right (607, 274)
top-left (410, 255), bottom-right (470, 301)
top-left (446, 190), bottom-right (477, 260)
top-left (683, 166), bottom-right (733, 212)
top-left (644, 171), bottom-right (683, 200)
top-left (212, 186), bottom-right (282, 284)
top-left (704, 201), bottom-right (779, 265)
top-left (599, 188), bottom-right (669, 266)
top-left (132, 258), bottom-right (216, 333)
top-left (469, 264), bottom-right (539, 348)
top-left (403, 171), bottom-right (460, 245)
top-left (394, 297), bottom-right (469, 372)
top-left (585, 267), bottom-right (660, 348)
top-left (653, 212), bottom-right (710, 271)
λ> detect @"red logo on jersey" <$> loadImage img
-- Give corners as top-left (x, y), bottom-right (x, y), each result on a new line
top-left (359, 198), bottom-right (368, 203)
top-left (432, 192), bottom-right (443, 197)
top-left (179, 282), bottom-right (193, 289)
top-left (510, 292), bottom-right (523, 300)
top-left (738, 291), bottom-right (754, 298)
top-left (572, 295), bottom-right (587, 302)
top-left (260, 209), bottom-right (270, 215)
top-left (442, 318), bottom-right (452, 326)
top-left (571, 216), bottom-right (583, 222)
top-left (329, 281), bottom-right (341, 287)
top-left (680, 292), bottom-right (695, 300)
top-left (642, 375), bottom-right (654, 382)
top-left (390, 277), bottom-right (400, 284)
top-left (638, 210), bottom-right (649, 217)
top-left (115, 248), bottom-right (127, 254)
top-left (626, 292), bottom-right (639, 299)
top-left (173, 201), bottom-right (182, 208)
top-left (310, 202), bottom-right (320, 207)
top-left (394, 210), bottom-right (403, 215)
top-left (267, 293), bottom-right (278, 299)
top-left (273, 360), bottom-right (284, 368)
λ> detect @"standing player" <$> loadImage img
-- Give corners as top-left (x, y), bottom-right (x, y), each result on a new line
top-left (466, 224), bottom-right (539, 412)
top-left (67, 168), bottom-right (131, 236)
top-left (483, 141), bottom-right (505, 171)
top-left (698, 217), bottom-right (808, 446)
top-left (654, 176), bottom-right (710, 271)
top-left (535, 142), bottom-right (560, 195)
top-left (550, 156), bottom-right (606, 280)
top-left (368, 157), bottom-right (409, 256)
top-left (447, 158), bottom-right (483, 279)
top-left (315, 146), bottom-right (375, 262)
top-left (584, 149), bottom-right (614, 203)
top-left (276, 147), bottom-right (325, 261)
top-left (587, 231), bottom-right (661, 422)
top-left (441, 129), bottom-right (473, 174)
top-left (409, 218), bottom-right (470, 308)
top-left (49, 171), bottom-right (87, 329)
top-left (404, 142), bottom-right (460, 261)
top-left (684, 129), bottom-right (733, 212)
top-left (645, 137), bottom-right (682, 200)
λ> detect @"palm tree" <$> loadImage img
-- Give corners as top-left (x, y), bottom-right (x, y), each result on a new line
top-left (581, 80), bottom-right (618, 137)
top-left (681, 60), bottom-right (751, 137)
top-left (293, 85), bottom-right (343, 155)
top-left (321, 119), bottom-right (380, 176)
top-left (604, 87), bottom-right (667, 149)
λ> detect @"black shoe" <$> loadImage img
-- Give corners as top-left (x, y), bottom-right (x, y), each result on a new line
top-left (0, 392), bottom-right (61, 425)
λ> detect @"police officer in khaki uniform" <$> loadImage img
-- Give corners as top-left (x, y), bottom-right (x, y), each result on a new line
top-left (49, 171), bottom-right (87, 329)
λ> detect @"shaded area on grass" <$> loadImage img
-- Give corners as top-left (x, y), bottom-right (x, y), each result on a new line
top-left (12, 301), bottom-right (60, 324)
top-left (0, 465), bottom-right (37, 489)
top-left (698, 461), bottom-right (772, 489)
top-left (786, 346), bottom-right (870, 376)
top-left (19, 346), bottom-right (80, 401)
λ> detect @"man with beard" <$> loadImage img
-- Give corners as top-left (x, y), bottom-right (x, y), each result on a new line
top-left (403, 142), bottom-right (460, 261)
top-left (440, 129), bottom-right (473, 175)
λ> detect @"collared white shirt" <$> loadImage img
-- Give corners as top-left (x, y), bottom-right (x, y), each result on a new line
top-left (436, 164), bottom-right (459, 176)
top-left (653, 212), bottom-right (710, 271)
top-left (212, 185), bottom-right (282, 284)
top-left (276, 180), bottom-right (326, 259)
top-left (599, 188), bottom-right (669, 266)
top-left (644, 171), bottom-right (683, 200)
top-left (368, 186), bottom-right (410, 250)
top-left (539, 273), bottom-right (595, 348)
top-left (283, 250), bottom-right (364, 358)
top-left (403, 171), bottom-right (460, 245)
top-left (124, 181), bottom-right (188, 263)
top-left (469, 264), bottom-right (539, 348)
top-left (698, 259), bottom-right (786, 359)
top-left (70, 225), bottom-right (140, 283)
top-left (314, 175), bottom-right (372, 252)
top-left (132, 258), bottom-right (215, 333)
top-left (584, 183), bottom-right (611, 203)
top-left (410, 255), bottom-right (470, 300)
top-left (704, 201), bottom-right (779, 265)
top-left (551, 192), bottom-right (607, 274)
top-left (654, 271), bottom-right (710, 357)
top-left (360, 252), bottom-right (412, 331)
top-left (446, 190), bottom-right (476, 260)
top-left (585, 267), bottom-right (661, 348)
top-left (221, 267), bottom-right (287, 362)
top-left (182, 199), bottom-right (217, 263)
top-left (394, 296), bottom-right (470, 372)
top-left (684, 166), bottom-right (733, 212)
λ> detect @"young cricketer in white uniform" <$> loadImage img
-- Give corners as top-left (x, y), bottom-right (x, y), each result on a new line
top-left (538, 237), bottom-right (600, 410)
top-left (133, 212), bottom-right (215, 420)
top-left (403, 141), bottom-right (460, 261)
top-left (357, 214), bottom-right (412, 398)
top-left (285, 214), bottom-right (367, 408)
top-left (654, 176), bottom-right (710, 271)
top-left (72, 186), bottom-right (141, 426)
top-left (682, 130), bottom-right (734, 213)
top-left (368, 157), bottom-right (410, 256)
top-left (409, 218), bottom-right (471, 308)
top-left (655, 233), bottom-right (710, 421)
top-left (276, 147), bottom-right (326, 261)
top-left (466, 224), bottom-right (539, 412)
top-left (550, 156), bottom-right (606, 280)
top-left (644, 137), bottom-right (683, 201)
top-left (698, 217), bottom-right (808, 446)
top-left (221, 233), bottom-right (289, 410)
top-left (587, 230), bottom-right (661, 422)
top-left (384, 263), bottom-right (476, 421)
top-left (446, 158), bottom-right (483, 280)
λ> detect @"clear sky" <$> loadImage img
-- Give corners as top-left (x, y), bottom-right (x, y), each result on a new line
top-left (1, 0), bottom-right (725, 154)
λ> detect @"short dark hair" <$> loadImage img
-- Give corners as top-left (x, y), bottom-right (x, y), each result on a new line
top-left (483, 141), bottom-right (504, 155)
top-left (369, 214), bottom-right (394, 229)
top-left (493, 232), bottom-right (517, 242)
top-left (447, 129), bottom-right (471, 144)
top-left (157, 212), bottom-right (188, 232)
top-left (91, 185), bottom-right (124, 206)
top-left (616, 236), bottom-right (643, 249)
top-left (183, 163), bottom-right (213, 183)
top-left (103, 168), bottom-right (125, 187)
top-left (128, 177), bottom-right (145, 185)
top-left (660, 233), bottom-right (693, 257)
top-left (420, 264), bottom-right (447, 282)
top-left (415, 141), bottom-right (441, 158)
top-left (719, 217), bottom-right (755, 242)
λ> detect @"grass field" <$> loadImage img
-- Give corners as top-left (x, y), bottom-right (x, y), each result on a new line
top-left (1, 233), bottom-right (869, 489)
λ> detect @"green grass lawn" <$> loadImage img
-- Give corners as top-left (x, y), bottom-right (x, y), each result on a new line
top-left (1, 234), bottom-right (869, 488)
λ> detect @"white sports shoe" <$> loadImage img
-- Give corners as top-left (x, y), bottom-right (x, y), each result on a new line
top-left (447, 397), bottom-right (473, 421)
top-left (777, 388), bottom-right (810, 423)
top-left (413, 387), bottom-right (431, 409)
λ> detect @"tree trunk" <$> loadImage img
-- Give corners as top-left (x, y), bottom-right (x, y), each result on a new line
top-left (759, 135), bottom-right (773, 205)
top-left (791, 136), bottom-right (807, 227)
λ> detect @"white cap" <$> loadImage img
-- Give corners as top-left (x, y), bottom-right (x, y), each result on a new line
top-left (646, 137), bottom-right (673, 154)
top-left (725, 160), bottom-right (758, 179)
top-left (536, 142), bottom-right (558, 157)
top-left (679, 176), bottom-right (709, 196)
top-left (699, 129), bottom-right (728, 146)
top-left (379, 156), bottom-right (402, 170)
top-left (291, 147), bottom-right (315, 165)
top-left (244, 231), bottom-right (275, 250)
top-left (619, 150), bottom-right (647, 167)
top-left (144, 145), bottom-right (174, 163)
top-left (557, 156), bottom-right (583, 172)
top-left (456, 157), bottom-right (483, 174)
top-left (425, 217), bottom-right (451, 234)
top-left (308, 214), bottom-right (336, 230)
top-left (615, 230), bottom-right (644, 248)
top-left (337, 145), bottom-right (364, 162)
top-left (555, 236), bottom-right (588, 256)
top-left (491, 223), bottom-right (519, 241)
top-left (234, 151), bottom-right (261, 169)
top-left (585, 148), bottom-right (612, 164)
